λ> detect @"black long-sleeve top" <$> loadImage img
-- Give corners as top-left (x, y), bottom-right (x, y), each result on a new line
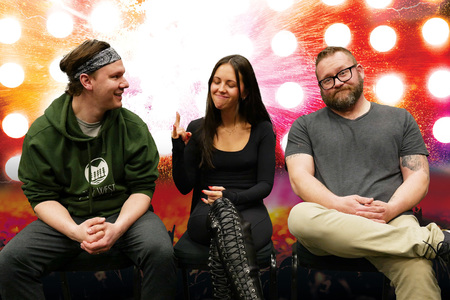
top-left (172, 118), bottom-right (276, 213)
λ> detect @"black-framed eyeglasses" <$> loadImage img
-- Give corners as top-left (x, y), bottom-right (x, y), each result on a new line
top-left (318, 64), bottom-right (357, 90)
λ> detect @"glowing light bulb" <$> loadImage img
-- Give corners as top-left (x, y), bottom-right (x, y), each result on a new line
top-left (422, 17), bottom-right (449, 46)
top-left (324, 23), bottom-right (351, 47)
top-left (0, 63), bottom-right (25, 88)
top-left (433, 117), bottom-right (450, 143)
top-left (49, 57), bottom-right (68, 83)
top-left (2, 113), bottom-right (29, 138)
top-left (5, 155), bottom-right (21, 182)
top-left (370, 25), bottom-right (396, 52)
top-left (47, 11), bottom-right (73, 38)
top-left (0, 18), bottom-right (21, 44)
top-left (428, 69), bottom-right (450, 99)
top-left (276, 82), bottom-right (304, 109)
top-left (271, 30), bottom-right (298, 57)
top-left (374, 74), bottom-right (404, 105)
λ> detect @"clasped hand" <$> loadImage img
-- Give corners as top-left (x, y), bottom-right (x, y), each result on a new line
top-left (337, 195), bottom-right (390, 224)
top-left (78, 217), bottom-right (121, 255)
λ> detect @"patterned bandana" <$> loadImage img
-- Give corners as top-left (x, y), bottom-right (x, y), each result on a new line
top-left (73, 47), bottom-right (121, 80)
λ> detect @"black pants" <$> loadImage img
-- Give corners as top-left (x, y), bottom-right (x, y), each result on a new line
top-left (187, 201), bottom-right (273, 251)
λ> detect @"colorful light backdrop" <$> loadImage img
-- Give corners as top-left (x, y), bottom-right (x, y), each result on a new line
top-left (1, 0), bottom-right (449, 263)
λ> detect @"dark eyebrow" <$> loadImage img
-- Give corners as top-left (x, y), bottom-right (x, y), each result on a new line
top-left (320, 65), bottom-right (351, 80)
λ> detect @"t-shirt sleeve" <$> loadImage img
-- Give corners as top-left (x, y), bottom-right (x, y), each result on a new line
top-left (285, 116), bottom-right (313, 158)
top-left (400, 111), bottom-right (429, 157)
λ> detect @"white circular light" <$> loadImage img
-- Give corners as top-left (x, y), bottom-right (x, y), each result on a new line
top-left (422, 18), bottom-right (450, 46)
top-left (0, 18), bottom-right (21, 44)
top-left (433, 117), bottom-right (450, 143)
top-left (374, 74), bottom-right (404, 105)
top-left (281, 133), bottom-right (289, 153)
top-left (5, 155), bottom-right (21, 182)
top-left (50, 57), bottom-right (68, 83)
top-left (47, 11), bottom-right (73, 38)
top-left (276, 82), bottom-right (304, 109)
top-left (366, 0), bottom-right (392, 9)
top-left (322, 0), bottom-right (346, 5)
top-left (0, 63), bottom-right (25, 88)
top-left (2, 113), bottom-right (28, 138)
top-left (90, 2), bottom-right (121, 34)
top-left (267, 0), bottom-right (294, 11)
top-left (428, 69), bottom-right (450, 98)
top-left (370, 25), bottom-right (396, 52)
top-left (271, 30), bottom-right (298, 57)
top-left (324, 23), bottom-right (351, 47)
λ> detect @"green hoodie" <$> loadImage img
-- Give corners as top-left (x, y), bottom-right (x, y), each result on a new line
top-left (18, 93), bottom-right (159, 218)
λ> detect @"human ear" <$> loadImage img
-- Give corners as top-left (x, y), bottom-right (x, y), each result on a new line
top-left (79, 74), bottom-right (93, 90)
top-left (356, 64), bottom-right (364, 80)
top-left (241, 89), bottom-right (249, 100)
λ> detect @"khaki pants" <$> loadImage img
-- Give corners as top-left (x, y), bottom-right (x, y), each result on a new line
top-left (288, 202), bottom-right (444, 300)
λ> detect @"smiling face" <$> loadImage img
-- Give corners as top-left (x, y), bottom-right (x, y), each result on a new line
top-left (89, 60), bottom-right (129, 112)
top-left (210, 63), bottom-right (246, 113)
top-left (316, 51), bottom-right (364, 112)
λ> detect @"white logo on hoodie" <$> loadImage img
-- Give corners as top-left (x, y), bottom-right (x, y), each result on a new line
top-left (84, 158), bottom-right (109, 185)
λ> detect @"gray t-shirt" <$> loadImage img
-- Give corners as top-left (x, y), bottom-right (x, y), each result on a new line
top-left (77, 117), bottom-right (102, 137)
top-left (285, 102), bottom-right (429, 203)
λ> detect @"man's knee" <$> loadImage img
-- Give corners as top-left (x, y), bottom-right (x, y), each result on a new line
top-left (288, 202), bottom-right (323, 239)
top-left (0, 244), bottom-right (23, 283)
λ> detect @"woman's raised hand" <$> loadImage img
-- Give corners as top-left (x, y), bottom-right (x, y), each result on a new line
top-left (172, 112), bottom-right (191, 145)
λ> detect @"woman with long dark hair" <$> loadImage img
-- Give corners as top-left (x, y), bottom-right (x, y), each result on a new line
top-left (172, 54), bottom-right (275, 299)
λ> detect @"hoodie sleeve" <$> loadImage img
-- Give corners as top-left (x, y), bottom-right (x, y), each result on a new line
top-left (19, 123), bottom-right (64, 209)
top-left (123, 118), bottom-right (159, 200)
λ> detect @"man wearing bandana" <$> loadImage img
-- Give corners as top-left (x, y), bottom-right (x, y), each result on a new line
top-left (0, 40), bottom-right (176, 299)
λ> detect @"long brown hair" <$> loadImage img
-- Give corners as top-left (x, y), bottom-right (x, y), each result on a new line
top-left (200, 54), bottom-right (272, 169)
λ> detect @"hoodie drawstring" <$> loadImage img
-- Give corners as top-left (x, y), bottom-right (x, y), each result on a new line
top-left (87, 142), bottom-right (93, 214)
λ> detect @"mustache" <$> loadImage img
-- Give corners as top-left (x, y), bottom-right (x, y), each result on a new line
top-left (334, 86), bottom-right (352, 93)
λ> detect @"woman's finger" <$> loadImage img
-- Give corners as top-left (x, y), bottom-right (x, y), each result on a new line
top-left (174, 112), bottom-right (180, 127)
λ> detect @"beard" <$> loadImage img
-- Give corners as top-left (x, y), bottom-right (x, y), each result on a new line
top-left (321, 76), bottom-right (364, 112)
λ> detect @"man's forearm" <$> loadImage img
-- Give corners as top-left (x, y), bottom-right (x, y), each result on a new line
top-left (388, 171), bottom-right (429, 218)
top-left (114, 193), bottom-right (151, 236)
top-left (34, 200), bottom-right (80, 241)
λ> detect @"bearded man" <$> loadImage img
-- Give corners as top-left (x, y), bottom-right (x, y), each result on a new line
top-left (285, 46), bottom-right (449, 300)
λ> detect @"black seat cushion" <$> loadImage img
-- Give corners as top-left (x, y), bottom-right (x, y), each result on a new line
top-left (59, 249), bottom-right (134, 272)
top-left (296, 241), bottom-right (378, 272)
top-left (174, 232), bottom-right (273, 269)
